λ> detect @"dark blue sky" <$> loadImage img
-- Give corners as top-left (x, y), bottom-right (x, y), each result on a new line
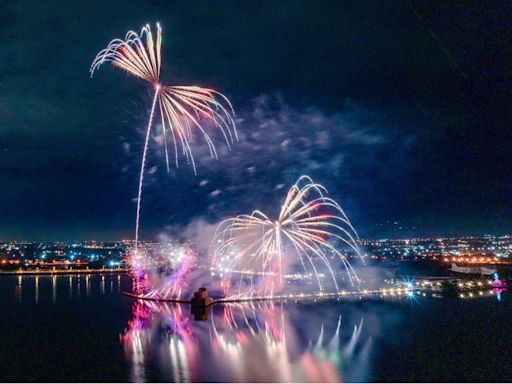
top-left (0, 1), bottom-right (510, 240)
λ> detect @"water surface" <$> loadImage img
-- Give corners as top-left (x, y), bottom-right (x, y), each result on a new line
top-left (0, 274), bottom-right (510, 382)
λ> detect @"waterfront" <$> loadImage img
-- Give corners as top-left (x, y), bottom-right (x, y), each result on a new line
top-left (0, 274), bottom-right (511, 382)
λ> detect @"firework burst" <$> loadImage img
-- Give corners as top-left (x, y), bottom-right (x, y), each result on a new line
top-left (91, 23), bottom-right (237, 247)
top-left (210, 176), bottom-right (363, 299)
top-left (126, 241), bottom-right (197, 300)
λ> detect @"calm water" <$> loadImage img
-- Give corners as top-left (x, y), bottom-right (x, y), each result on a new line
top-left (0, 274), bottom-right (511, 382)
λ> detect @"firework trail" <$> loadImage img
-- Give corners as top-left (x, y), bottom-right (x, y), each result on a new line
top-left (91, 23), bottom-right (237, 248)
top-left (210, 175), bottom-right (363, 299)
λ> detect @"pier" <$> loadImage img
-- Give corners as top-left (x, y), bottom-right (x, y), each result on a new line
top-left (122, 286), bottom-right (414, 305)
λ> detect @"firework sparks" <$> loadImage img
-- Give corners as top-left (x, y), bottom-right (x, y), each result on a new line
top-left (126, 241), bottom-right (197, 300)
top-left (210, 176), bottom-right (363, 299)
top-left (91, 23), bottom-right (237, 247)
top-left (145, 246), bottom-right (197, 300)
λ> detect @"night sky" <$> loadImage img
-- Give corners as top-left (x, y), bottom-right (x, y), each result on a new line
top-left (0, 1), bottom-right (511, 240)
